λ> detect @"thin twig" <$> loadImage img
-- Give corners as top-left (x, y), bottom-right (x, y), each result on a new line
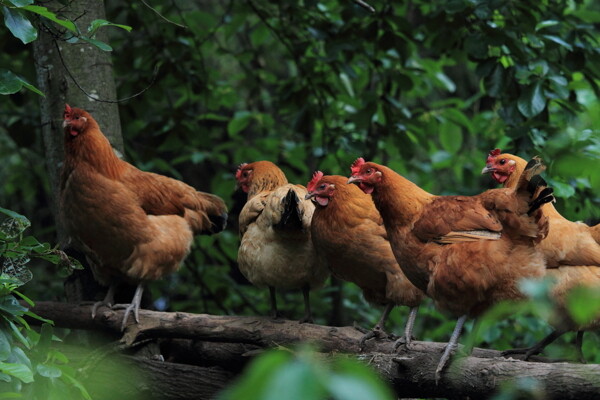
top-left (141, 0), bottom-right (187, 29)
top-left (352, 0), bottom-right (376, 13)
top-left (53, 40), bottom-right (160, 103)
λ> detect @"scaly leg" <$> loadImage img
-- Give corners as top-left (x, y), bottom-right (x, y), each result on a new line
top-left (299, 284), bottom-right (313, 324)
top-left (502, 329), bottom-right (564, 360)
top-left (119, 283), bottom-right (145, 331)
top-left (269, 286), bottom-right (283, 319)
top-left (435, 314), bottom-right (467, 384)
top-left (575, 331), bottom-right (586, 363)
top-left (394, 306), bottom-right (418, 350)
top-left (359, 303), bottom-right (394, 349)
top-left (91, 284), bottom-right (116, 318)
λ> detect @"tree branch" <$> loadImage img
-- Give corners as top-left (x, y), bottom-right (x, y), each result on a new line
top-left (28, 302), bottom-right (600, 399)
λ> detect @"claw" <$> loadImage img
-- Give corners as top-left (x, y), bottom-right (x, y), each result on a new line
top-left (91, 284), bottom-right (116, 319)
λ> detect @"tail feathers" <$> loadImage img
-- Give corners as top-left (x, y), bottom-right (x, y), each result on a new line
top-left (275, 189), bottom-right (303, 231)
top-left (192, 192), bottom-right (228, 235)
top-left (514, 156), bottom-right (555, 214)
top-left (528, 187), bottom-right (554, 215)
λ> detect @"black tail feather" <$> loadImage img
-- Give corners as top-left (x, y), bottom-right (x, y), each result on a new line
top-left (276, 189), bottom-right (303, 231)
top-left (528, 186), bottom-right (554, 215)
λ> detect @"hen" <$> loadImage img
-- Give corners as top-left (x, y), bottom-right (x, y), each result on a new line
top-left (483, 149), bottom-right (600, 359)
top-left (305, 172), bottom-right (424, 347)
top-left (60, 105), bottom-right (228, 330)
top-left (235, 161), bottom-right (328, 322)
top-left (348, 156), bottom-right (553, 381)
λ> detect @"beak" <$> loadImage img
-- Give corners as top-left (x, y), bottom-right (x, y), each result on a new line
top-left (481, 164), bottom-right (495, 174)
top-left (305, 192), bottom-right (316, 200)
top-left (62, 119), bottom-right (70, 128)
top-left (347, 176), bottom-right (361, 184)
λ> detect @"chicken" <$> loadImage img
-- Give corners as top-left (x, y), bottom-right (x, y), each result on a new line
top-left (60, 104), bottom-right (228, 330)
top-left (483, 149), bottom-right (600, 360)
top-left (305, 172), bottom-right (424, 347)
top-left (235, 161), bottom-right (328, 322)
top-left (483, 149), bottom-right (600, 266)
top-left (347, 156), bottom-right (553, 381)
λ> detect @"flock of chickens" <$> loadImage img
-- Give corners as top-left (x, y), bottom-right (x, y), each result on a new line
top-left (60, 104), bottom-right (600, 381)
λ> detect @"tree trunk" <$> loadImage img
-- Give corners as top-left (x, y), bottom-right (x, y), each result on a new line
top-left (28, 302), bottom-right (600, 400)
top-left (33, 0), bottom-right (123, 240)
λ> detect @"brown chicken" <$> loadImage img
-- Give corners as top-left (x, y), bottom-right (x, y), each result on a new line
top-left (483, 149), bottom-right (600, 267)
top-left (348, 156), bottom-right (553, 381)
top-left (60, 105), bottom-right (228, 330)
top-left (483, 149), bottom-right (600, 359)
top-left (235, 161), bottom-right (328, 322)
top-left (305, 172), bottom-right (424, 347)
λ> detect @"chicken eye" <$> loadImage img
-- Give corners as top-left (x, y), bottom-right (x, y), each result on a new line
top-left (366, 168), bottom-right (372, 174)
top-left (499, 159), bottom-right (506, 165)
top-left (74, 116), bottom-right (80, 120)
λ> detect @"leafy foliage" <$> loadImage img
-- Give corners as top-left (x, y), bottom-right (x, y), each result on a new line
top-left (219, 346), bottom-right (394, 400)
top-left (0, 209), bottom-right (89, 399)
top-left (0, 0), bottom-right (131, 94)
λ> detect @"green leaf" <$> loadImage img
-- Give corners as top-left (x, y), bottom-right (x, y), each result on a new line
top-left (0, 330), bottom-right (11, 362)
top-left (87, 19), bottom-right (132, 36)
top-left (0, 362), bottom-right (33, 383)
top-left (0, 69), bottom-right (43, 96)
top-left (439, 123), bottom-right (463, 153)
top-left (227, 111), bottom-right (252, 136)
top-left (339, 73), bottom-right (354, 97)
top-left (517, 81), bottom-right (546, 118)
top-left (535, 20), bottom-right (559, 31)
top-left (567, 286), bottom-right (600, 325)
top-left (21, 5), bottom-right (77, 32)
top-left (7, 0), bottom-right (34, 6)
top-left (36, 363), bottom-right (62, 378)
top-left (2, 6), bottom-right (37, 44)
top-left (541, 35), bottom-right (573, 51)
top-left (79, 36), bottom-right (112, 51)
top-left (484, 64), bottom-right (505, 98)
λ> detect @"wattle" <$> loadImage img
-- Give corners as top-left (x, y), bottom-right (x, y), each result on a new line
top-left (492, 172), bottom-right (508, 183)
top-left (359, 183), bottom-right (374, 194)
top-left (316, 196), bottom-right (329, 207)
top-left (69, 128), bottom-right (79, 137)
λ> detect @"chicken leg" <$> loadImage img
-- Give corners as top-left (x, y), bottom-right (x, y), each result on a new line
top-left (394, 306), bottom-right (419, 350)
top-left (299, 284), bottom-right (314, 324)
top-left (91, 284), bottom-right (116, 318)
top-left (435, 314), bottom-right (467, 384)
top-left (359, 303), bottom-right (394, 348)
top-left (502, 328), bottom-right (566, 360)
top-left (269, 286), bottom-right (283, 319)
top-left (114, 283), bottom-right (145, 331)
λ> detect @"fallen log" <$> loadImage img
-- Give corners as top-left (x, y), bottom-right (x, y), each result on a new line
top-left (28, 301), bottom-right (600, 399)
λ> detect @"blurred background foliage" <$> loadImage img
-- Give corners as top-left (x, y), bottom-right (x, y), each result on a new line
top-left (1, 0), bottom-right (600, 397)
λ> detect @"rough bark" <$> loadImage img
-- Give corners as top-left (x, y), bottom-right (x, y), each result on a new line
top-left (28, 301), bottom-right (600, 399)
top-left (33, 0), bottom-right (123, 238)
top-left (79, 353), bottom-right (234, 400)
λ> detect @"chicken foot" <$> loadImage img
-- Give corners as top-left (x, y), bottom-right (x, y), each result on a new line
top-left (358, 303), bottom-right (394, 349)
top-left (435, 314), bottom-right (467, 384)
top-left (113, 283), bottom-right (145, 331)
top-left (502, 329), bottom-right (567, 360)
top-left (91, 284), bottom-right (116, 318)
top-left (393, 306), bottom-right (419, 350)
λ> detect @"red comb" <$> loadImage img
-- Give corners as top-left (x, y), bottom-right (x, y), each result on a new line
top-left (487, 148), bottom-right (501, 163)
top-left (350, 157), bottom-right (366, 175)
top-left (307, 171), bottom-right (324, 192)
top-left (235, 163), bottom-right (248, 180)
top-left (64, 104), bottom-right (72, 117)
